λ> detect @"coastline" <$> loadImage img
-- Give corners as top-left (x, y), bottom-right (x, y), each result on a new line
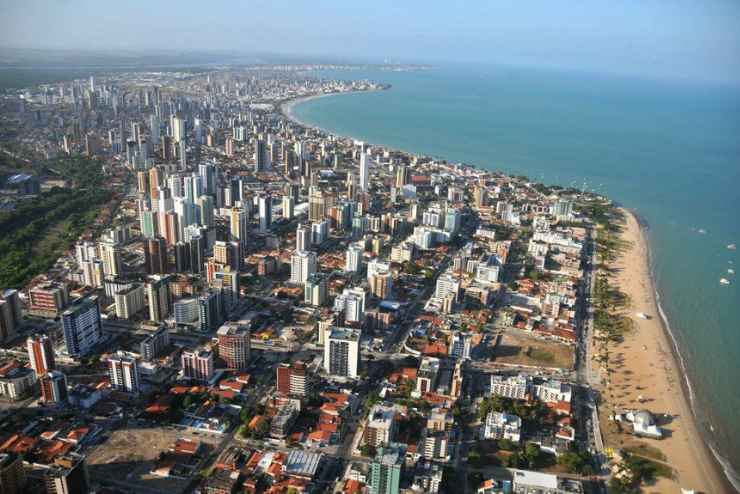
top-left (280, 88), bottom-right (386, 131)
top-left (602, 209), bottom-right (732, 493)
top-left (282, 92), bottom-right (738, 492)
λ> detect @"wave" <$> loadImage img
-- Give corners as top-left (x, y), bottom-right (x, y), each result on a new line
top-left (643, 216), bottom-right (740, 493)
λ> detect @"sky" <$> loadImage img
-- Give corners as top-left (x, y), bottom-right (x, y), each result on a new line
top-left (1, 0), bottom-right (740, 83)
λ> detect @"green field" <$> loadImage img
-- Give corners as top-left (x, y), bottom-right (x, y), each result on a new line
top-left (0, 156), bottom-right (111, 288)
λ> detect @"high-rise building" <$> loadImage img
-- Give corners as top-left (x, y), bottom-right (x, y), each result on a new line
top-left (255, 138), bottom-right (269, 171)
top-left (0, 289), bottom-right (23, 343)
top-left (140, 326), bottom-right (169, 361)
top-left (114, 284), bottom-right (145, 319)
top-left (324, 327), bottom-right (360, 378)
top-left (345, 243), bottom-right (363, 273)
top-left (359, 152), bottom-right (370, 192)
top-left (188, 235), bottom-right (206, 274)
top-left (364, 403), bottom-right (398, 448)
top-left (198, 163), bottom-right (216, 195)
top-left (369, 444), bottom-right (405, 494)
top-left (145, 276), bottom-right (171, 323)
top-left (216, 323), bottom-right (250, 370)
top-left (258, 195), bottom-right (272, 232)
top-left (394, 164), bottom-right (409, 189)
top-left (61, 296), bottom-right (102, 358)
top-left (196, 194), bottom-right (214, 227)
top-left (212, 267), bottom-right (240, 311)
top-left (369, 272), bottom-right (393, 299)
top-left (308, 187), bottom-right (327, 222)
top-left (140, 207), bottom-right (158, 238)
top-left (333, 287), bottom-right (366, 323)
top-left (28, 282), bottom-right (69, 318)
top-left (0, 452), bottom-right (26, 494)
top-left (276, 362), bottom-right (308, 397)
top-left (99, 242), bottom-right (123, 278)
top-left (311, 220), bottom-right (329, 245)
top-left (229, 207), bottom-right (248, 248)
top-left (181, 348), bottom-right (214, 383)
top-left (172, 116), bottom-right (185, 143)
top-left (282, 195), bottom-right (294, 220)
top-left (107, 352), bottom-right (140, 393)
top-left (296, 223), bottom-right (310, 252)
top-left (27, 334), bottom-right (55, 375)
top-left (174, 242), bottom-right (190, 272)
top-left (304, 274), bottom-right (327, 306)
top-left (197, 290), bottom-right (223, 332)
top-left (450, 333), bottom-right (472, 360)
top-left (444, 207), bottom-right (461, 234)
top-left (435, 274), bottom-right (460, 302)
top-left (290, 250), bottom-right (316, 285)
top-left (44, 453), bottom-right (89, 494)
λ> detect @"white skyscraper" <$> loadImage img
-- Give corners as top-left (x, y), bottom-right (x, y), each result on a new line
top-left (290, 250), bottom-right (317, 285)
top-left (230, 207), bottom-right (248, 248)
top-left (324, 327), bottom-right (361, 379)
top-left (359, 152), bottom-right (369, 192)
top-left (172, 116), bottom-right (185, 143)
top-left (296, 224), bottom-right (310, 252)
top-left (258, 195), bottom-right (272, 232)
top-left (333, 287), bottom-right (366, 323)
top-left (108, 352), bottom-right (141, 393)
top-left (345, 243), bottom-right (364, 273)
top-left (282, 195), bottom-right (295, 220)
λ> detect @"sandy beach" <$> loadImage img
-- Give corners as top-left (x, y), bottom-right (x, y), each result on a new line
top-left (598, 209), bottom-right (731, 493)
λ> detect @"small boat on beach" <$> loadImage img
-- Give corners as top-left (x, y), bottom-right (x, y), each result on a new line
top-left (720, 278), bottom-right (730, 285)
top-left (636, 312), bottom-right (650, 320)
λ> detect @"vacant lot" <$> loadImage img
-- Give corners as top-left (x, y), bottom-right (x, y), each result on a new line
top-left (86, 426), bottom-right (218, 493)
top-left (492, 332), bottom-right (574, 369)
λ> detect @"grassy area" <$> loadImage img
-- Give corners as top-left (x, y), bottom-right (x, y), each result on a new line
top-left (527, 347), bottom-right (555, 363)
top-left (623, 443), bottom-right (667, 462)
top-left (0, 155), bottom-right (110, 288)
top-left (492, 332), bottom-right (574, 369)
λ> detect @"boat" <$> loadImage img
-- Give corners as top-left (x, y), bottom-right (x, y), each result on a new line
top-left (729, 269), bottom-right (735, 275)
top-left (720, 278), bottom-right (730, 285)
top-left (636, 312), bottom-right (649, 320)
top-left (697, 228), bottom-right (706, 234)
top-left (728, 243), bottom-right (737, 250)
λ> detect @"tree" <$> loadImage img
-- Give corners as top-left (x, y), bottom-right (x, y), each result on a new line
top-left (183, 395), bottom-right (194, 409)
top-left (498, 438), bottom-right (516, 451)
top-left (524, 443), bottom-right (541, 468)
top-left (505, 451), bottom-right (524, 468)
top-left (359, 444), bottom-right (377, 457)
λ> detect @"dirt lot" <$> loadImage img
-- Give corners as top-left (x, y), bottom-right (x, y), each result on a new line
top-left (86, 425), bottom-right (219, 493)
top-left (491, 331), bottom-right (574, 369)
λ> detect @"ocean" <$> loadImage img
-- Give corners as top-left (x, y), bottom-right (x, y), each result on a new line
top-left (291, 64), bottom-right (740, 486)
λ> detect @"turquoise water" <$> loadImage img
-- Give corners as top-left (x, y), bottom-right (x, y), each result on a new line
top-left (293, 65), bottom-right (740, 484)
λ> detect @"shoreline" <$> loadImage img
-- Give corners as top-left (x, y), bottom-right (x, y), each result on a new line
top-left (282, 90), bottom-right (738, 492)
top-left (280, 88), bottom-right (387, 131)
top-left (605, 209), bottom-right (733, 493)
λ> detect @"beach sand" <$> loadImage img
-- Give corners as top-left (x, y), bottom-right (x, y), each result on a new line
top-left (597, 209), bottom-right (730, 493)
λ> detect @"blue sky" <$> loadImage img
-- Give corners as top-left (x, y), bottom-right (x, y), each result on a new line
top-left (2, 0), bottom-right (739, 83)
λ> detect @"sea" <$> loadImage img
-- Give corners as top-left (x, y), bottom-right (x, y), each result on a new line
top-left (291, 64), bottom-right (740, 488)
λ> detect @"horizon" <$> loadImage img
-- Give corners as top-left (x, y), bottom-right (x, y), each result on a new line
top-left (1, 0), bottom-right (740, 85)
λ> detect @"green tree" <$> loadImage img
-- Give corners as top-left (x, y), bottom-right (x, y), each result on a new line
top-left (524, 443), bottom-right (541, 468)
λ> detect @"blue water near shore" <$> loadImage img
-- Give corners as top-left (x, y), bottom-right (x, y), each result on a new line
top-left (292, 64), bottom-right (740, 486)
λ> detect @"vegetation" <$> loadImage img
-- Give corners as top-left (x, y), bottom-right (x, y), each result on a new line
top-left (478, 395), bottom-right (549, 427)
top-left (0, 155), bottom-right (110, 287)
top-left (359, 444), bottom-right (377, 457)
top-left (609, 451), bottom-right (674, 492)
top-left (557, 449), bottom-right (595, 475)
